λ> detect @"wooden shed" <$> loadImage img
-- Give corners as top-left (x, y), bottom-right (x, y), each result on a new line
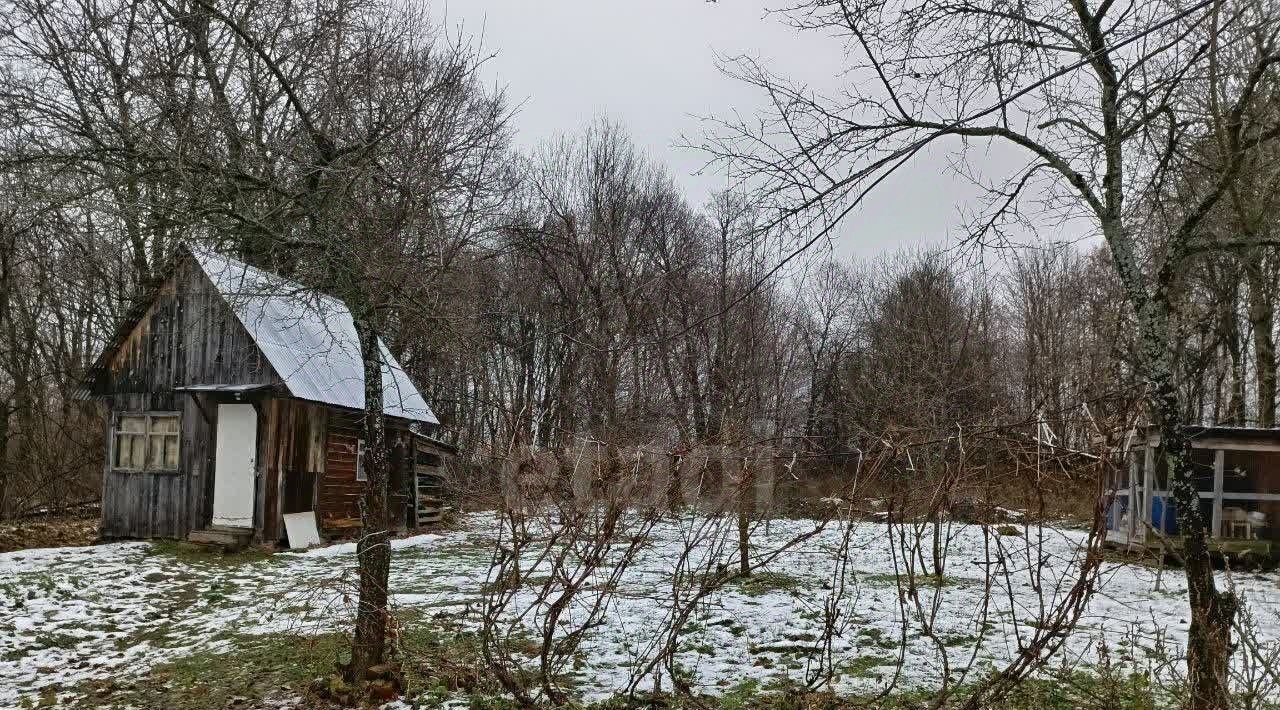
top-left (1104, 426), bottom-right (1280, 560)
top-left (77, 246), bottom-right (454, 548)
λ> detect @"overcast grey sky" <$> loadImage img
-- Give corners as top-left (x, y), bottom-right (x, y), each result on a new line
top-left (446, 0), bottom-right (1023, 261)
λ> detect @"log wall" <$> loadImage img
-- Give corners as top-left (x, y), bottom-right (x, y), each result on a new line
top-left (318, 414), bottom-right (414, 535)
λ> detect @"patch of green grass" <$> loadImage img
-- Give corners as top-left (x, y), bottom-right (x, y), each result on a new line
top-left (999, 670), bottom-right (1164, 710)
top-left (69, 630), bottom-right (347, 708)
top-left (856, 626), bottom-right (899, 649)
top-left (54, 626), bottom-right (1188, 710)
top-left (64, 608), bottom-right (513, 709)
top-left (30, 631), bottom-right (82, 651)
top-left (732, 571), bottom-right (804, 597)
top-left (709, 617), bottom-right (747, 636)
top-left (0, 571), bottom-right (59, 600)
top-left (685, 640), bottom-right (716, 655)
top-left (716, 678), bottom-right (764, 710)
top-left (113, 621), bottom-right (222, 653)
top-left (145, 541), bottom-right (276, 569)
top-left (394, 537), bottom-right (492, 565)
top-left (748, 642), bottom-right (817, 656)
top-left (838, 653), bottom-right (897, 679)
top-left (594, 668), bottom-right (1171, 709)
top-left (859, 572), bottom-right (974, 590)
top-left (941, 632), bottom-right (979, 648)
top-left (66, 602), bottom-right (593, 709)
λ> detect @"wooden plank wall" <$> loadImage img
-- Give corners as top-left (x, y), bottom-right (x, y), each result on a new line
top-left (318, 413), bottom-right (413, 536)
top-left (100, 391), bottom-right (214, 539)
top-left (102, 260), bottom-right (276, 395)
top-left (389, 439), bottom-right (411, 529)
top-left (320, 416), bottom-right (363, 533)
top-left (98, 259), bottom-right (281, 540)
top-left (259, 399), bottom-right (328, 543)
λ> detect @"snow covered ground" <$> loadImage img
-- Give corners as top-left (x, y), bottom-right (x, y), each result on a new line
top-left (1, 513), bottom-right (1278, 706)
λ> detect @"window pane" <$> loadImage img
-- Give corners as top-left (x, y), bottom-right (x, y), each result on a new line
top-left (112, 435), bottom-right (129, 468)
top-left (127, 435), bottom-right (139, 468)
top-left (164, 435), bottom-right (180, 469)
top-left (130, 435), bottom-right (146, 468)
top-left (119, 416), bottom-right (146, 433)
top-left (115, 434), bottom-right (143, 469)
top-left (148, 435), bottom-right (165, 469)
top-left (139, 415), bottom-right (181, 470)
top-left (146, 434), bottom-right (180, 470)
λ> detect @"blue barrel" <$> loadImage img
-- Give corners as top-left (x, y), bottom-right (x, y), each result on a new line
top-left (1151, 496), bottom-right (1179, 535)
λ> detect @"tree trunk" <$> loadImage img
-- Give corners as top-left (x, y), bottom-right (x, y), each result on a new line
top-left (1227, 344), bottom-right (1246, 426)
top-left (1247, 260), bottom-right (1276, 427)
top-left (0, 398), bottom-right (10, 516)
top-left (667, 452), bottom-right (683, 511)
top-left (1219, 285), bottom-right (1246, 426)
top-left (737, 455), bottom-right (752, 576)
top-left (1142, 299), bottom-right (1238, 709)
top-left (346, 315), bottom-right (392, 685)
top-left (1159, 419), bottom-right (1238, 708)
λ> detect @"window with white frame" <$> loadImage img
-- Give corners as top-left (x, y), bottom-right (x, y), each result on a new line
top-left (113, 413), bottom-right (181, 471)
top-left (356, 439), bottom-right (367, 482)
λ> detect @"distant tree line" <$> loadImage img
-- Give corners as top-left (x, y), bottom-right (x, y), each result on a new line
top-left (5, 0), bottom-right (1280, 699)
top-left (0, 0), bottom-right (1277, 520)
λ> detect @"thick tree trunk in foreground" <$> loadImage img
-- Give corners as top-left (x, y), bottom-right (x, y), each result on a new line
top-left (737, 456), bottom-right (753, 576)
top-left (1140, 297), bottom-right (1238, 709)
top-left (346, 316), bottom-right (392, 684)
top-left (1159, 416), bottom-right (1238, 707)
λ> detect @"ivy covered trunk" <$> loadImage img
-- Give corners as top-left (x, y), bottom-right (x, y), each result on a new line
top-left (1139, 296), bottom-right (1238, 710)
top-left (346, 313), bottom-right (392, 684)
top-left (1156, 423), bottom-right (1237, 707)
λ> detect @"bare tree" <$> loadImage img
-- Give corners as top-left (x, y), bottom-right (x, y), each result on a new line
top-left (700, 0), bottom-right (1280, 704)
top-left (1, 0), bottom-right (510, 691)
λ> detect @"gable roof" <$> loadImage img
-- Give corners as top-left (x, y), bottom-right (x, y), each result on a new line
top-left (189, 248), bottom-right (438, 425)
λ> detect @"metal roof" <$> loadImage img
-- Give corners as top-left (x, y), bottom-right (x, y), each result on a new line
top-left (173, 383), bottom-right (277, 394)
top-left (1142, 424), bottom-right (1280, 441)
top-left (191, 248), bottom-right (439, 425)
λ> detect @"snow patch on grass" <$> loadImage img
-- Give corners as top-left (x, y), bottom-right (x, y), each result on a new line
top-left (0, 513), bottom-right (1276, 706)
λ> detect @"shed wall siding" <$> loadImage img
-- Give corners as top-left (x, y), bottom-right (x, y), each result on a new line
top-left (100, 392), bottom-right (215, 539)
top-left (318, 414), bottom-right (413, 535)
top-left (98, 260), bottom-right (281, 540)
top-left (320, 418), bottom-right (363, 532)
top-left (260, 399), bottom-right (328, 542)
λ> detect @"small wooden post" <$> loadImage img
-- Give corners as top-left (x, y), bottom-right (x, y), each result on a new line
top-left (1128, 451), bottom-right (1139, 539)
top-left (1142, 443), bottom-right (1155, 539)
top-left (1211, 448), bottom-right (1224, 539)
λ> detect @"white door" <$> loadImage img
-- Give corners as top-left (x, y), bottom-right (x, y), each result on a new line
top-left (212, 404), bottom-right (257, 528)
